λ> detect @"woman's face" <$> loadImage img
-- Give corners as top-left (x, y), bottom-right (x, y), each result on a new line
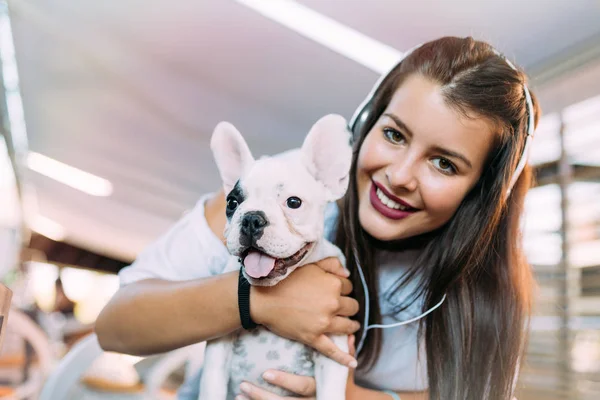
top-left (356, 74), bottom-right (495, 242)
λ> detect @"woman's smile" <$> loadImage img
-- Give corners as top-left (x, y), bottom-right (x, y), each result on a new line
top-left (369, 180), bottom-right (419, 220)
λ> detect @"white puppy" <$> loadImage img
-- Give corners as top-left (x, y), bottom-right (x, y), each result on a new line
top-left (198, 114), bottom-right (353, 400)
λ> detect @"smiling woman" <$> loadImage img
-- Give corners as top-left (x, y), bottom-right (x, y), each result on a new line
top-left (335, 37), bottom-right (541, 400)
top-left (97, 36), bottom-right (540, 400)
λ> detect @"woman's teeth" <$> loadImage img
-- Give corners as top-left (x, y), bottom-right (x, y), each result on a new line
top-left (376, 188), bottom-right (411, 211)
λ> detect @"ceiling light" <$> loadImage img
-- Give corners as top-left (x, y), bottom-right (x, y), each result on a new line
top-left (235, 0), bottom-right (402, 74)
top-left (27, 152), bottom-right (113, 197)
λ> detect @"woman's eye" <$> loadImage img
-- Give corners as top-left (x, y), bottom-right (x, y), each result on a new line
top-left (286, 196), bottom-right (302, 209)
top-left (383, 128), bottom-right (405, 144)
top-left (226, 198), bottom-right (239, 211)
top-left (432, 158), bottom-right (457, 174)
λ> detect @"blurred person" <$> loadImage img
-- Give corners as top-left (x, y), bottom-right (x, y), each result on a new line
top-left (96, 37), bottom-right (539, 400)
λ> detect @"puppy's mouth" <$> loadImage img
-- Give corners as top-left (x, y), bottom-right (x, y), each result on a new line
top-left (241, 242), bottom-right (314, 280)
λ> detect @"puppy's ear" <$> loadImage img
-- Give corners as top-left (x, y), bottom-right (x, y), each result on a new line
top-left (301, 114), bottom-right (353, 201)
top-left (211, 122), bottom-right (255, 194)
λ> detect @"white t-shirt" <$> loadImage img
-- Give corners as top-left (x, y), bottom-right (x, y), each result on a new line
top-left (118, 193), bottom-right (429, 394)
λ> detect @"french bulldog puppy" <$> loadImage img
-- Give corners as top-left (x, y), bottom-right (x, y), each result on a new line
top-left (198, 114), bottom-right (353, 400)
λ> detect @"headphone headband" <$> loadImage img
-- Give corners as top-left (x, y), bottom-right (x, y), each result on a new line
top-left (348, 43), bottom-right (535, 199)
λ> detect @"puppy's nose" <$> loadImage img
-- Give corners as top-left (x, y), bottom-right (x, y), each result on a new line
top-left (241, 211), bottom-right (268, 239)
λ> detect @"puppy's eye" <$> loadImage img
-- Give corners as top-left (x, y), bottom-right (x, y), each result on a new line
top-left (226, 198), bottom-right (239, 211)
top-left (286, 196), bottom-right (302, 209)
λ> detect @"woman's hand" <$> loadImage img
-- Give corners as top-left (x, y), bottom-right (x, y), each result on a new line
top-left (251, 258), bottom-right (360, 367)
top-left (236, 335), bottom-right (358, 400)
top-left (236, 370), bottom-right (316, 400)
top-left (345, 335), bottom-right (361, 399)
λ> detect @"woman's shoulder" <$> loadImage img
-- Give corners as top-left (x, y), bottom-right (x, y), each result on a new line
top-left (118, 192), bottom-right (229, 286)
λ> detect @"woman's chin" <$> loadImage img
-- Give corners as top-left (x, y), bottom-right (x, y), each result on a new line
top-left (358, 205), bottom-right (413, 242)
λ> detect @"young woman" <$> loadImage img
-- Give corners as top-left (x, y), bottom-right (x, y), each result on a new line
top-left (96, 36), bottom-right (540, 400)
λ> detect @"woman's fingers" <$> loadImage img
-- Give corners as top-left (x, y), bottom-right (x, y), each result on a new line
top-left (311, 334), bottom-right (358, 368)
top-left (262, 370), bottom-right (316, 397)
top-left (238, 382), bottom-right (279, 400)
top-left (339, 277), bottom-right (353, 296)
top-left (348, 334), bottom-right (356, 357)
top-left (238, 381), bottom-right (315, 400)
top-left (337, 296), bottom-right (360, 317)
top-left (314, 259), bottom-right (354, 295)
top-left (327, 316), bottom-right (360, 335)
top-left (315, 257), bottom-right (349, 278)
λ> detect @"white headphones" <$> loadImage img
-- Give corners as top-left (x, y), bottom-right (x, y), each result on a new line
top-left (349, 43), bottom-right (536, 356)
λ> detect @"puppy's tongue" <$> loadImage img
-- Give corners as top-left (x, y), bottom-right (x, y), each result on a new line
top-left (243, 251), bottom-right (276, 278)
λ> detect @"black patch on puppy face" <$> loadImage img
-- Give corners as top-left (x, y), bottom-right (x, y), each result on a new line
top-left (226, 180), bottom-right (245, 220)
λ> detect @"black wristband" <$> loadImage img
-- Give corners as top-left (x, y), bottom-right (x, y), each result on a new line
top-left (238, 267), bottom-right (258, 330)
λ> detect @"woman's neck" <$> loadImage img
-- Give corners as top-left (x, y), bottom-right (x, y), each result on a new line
top-left (367, 228), bottom-right (439, 252)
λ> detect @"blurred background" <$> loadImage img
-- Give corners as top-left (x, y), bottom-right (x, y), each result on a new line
top-left (0, 0), bottom-right (599, 399)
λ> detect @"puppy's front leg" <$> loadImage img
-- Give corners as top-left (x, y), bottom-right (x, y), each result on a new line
top-left (314, 334), bottom-right (349, 400)
top-left (198, 335), bottom-right (234, 400)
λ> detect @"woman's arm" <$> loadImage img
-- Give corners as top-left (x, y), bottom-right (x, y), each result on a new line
top-left (96, 192), bottom-right (238, 354)
top-left (95, 272), bottom-right (240, 355)
top-left (96, 263), bottom-right (359, 364)
top-left (95, 191), bottom-right (360, 367)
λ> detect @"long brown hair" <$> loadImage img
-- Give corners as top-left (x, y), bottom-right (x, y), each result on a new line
top-left (335, 37), bottom-right (540, 400)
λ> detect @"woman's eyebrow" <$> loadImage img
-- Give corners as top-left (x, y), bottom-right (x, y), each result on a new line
top-left (383, 113), bottom-right (414, 138)
top-left (431, 145), bottom-right (473, 169)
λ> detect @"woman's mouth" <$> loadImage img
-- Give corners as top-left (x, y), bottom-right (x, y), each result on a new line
top-left (369, 181), bottom-right (419, 220)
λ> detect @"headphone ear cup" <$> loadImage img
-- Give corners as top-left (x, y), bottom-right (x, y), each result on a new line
top-left (349, 102), bottom-right (373, 145)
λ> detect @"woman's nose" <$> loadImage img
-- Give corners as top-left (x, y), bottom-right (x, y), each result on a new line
top-left (385, 157), bottom-right (418, 192)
